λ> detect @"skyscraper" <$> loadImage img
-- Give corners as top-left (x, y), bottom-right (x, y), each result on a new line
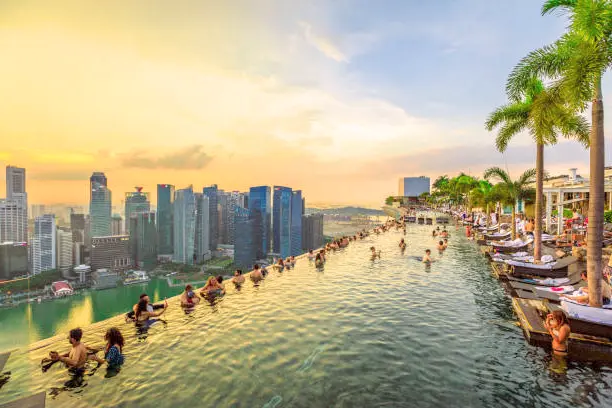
top-left (89, 172), bottom-right (112, 237)
top-left (234, 206), bottom-right (255, 269)
top-left (56, 228), bottom-right (73, 276)
top-left (130, 212), bottom-right (157, 271)
top-left (174, 186), bottom-right (196, 264)
top-left (90, 235), bottom-right (131, 273)
top-left (1, 166), bottom-right (28, 243)
top-left (70, 213), bottom-right (86, 265)
top-left (290, 190), bottom-right (303, 256)
top-left (218, 191), bottom-right (229, 244)
top-left (157, 184), bottom-right (175, 255)
top-left (0, 242), bottom-right (28, 280)
top-left (124, 187), bottom-right (150, 233)
top-left (302, 213), bottom-right (324, 251)
top-left (32, 214), bottom-right (56, 275)
top-left (195, 193), bottom-right (211, 262)
top-left (112, 214), bottom-right (123, 235)
top-left (273, 186), bottom-right (292, 258)
top-left (203, 185), bottom-right (219, 252)
top-left (249, 186), bottom-right (271, 259)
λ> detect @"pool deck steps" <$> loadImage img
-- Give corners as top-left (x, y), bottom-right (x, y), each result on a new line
top-left (0, 391), bottom-right (45, 408)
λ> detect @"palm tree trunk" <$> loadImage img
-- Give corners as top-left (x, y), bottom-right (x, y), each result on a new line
top-left (587, 76), bottom-right (604, 308)
top-left (511, 204), bottom-right (517, 240)
top-left (534, 143), bottom-right (544, 261)
top-left (486, 203), bottom-right (490, 227)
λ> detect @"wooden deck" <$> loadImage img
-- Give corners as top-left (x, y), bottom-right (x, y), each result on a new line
top-left (512, 298), bottom-right (612, 360)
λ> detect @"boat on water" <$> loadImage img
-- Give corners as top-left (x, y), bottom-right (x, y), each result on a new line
top-left (123, 270), bottom-right (151, 285)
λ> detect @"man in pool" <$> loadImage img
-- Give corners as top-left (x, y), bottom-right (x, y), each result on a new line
top-left (232, 270), bottom-right (246, 286)
top-left (180, 284), bottom-right (200, 308)
top-left (370, 246), bottom-right (381, 259)
top-left (49, 328), bottom-right (88, 371)
top-left (251, 264), bottom-right (264, 281)
top-left (399, 239), bottom-right (406, 250)
top-left (443, 238), bottom-right (449, 249)
top-left (422, 249), bottom-right (433, 263)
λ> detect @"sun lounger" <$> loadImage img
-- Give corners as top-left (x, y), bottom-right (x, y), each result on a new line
top-left (561, 299), bottom-right (612, 339)
top-left (506, 256), bottom-right (576, 279)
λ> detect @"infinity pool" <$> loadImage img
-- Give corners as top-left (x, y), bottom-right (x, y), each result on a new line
top-left (1, 225), bottom-right (611, 407)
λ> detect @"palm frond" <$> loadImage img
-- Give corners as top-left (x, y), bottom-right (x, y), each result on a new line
top-left (517, 168), bottom-right (537, 187)
top-left (542, 0), bottom-right (577, 16)
top-left (483, 167), bottom-right (512, 185)
top-left (485, 102), bottom-right (529, 130)
top-left (496, 118), bottom-right (529, 152)
top-left (570, 0), bottom-right (612, 41)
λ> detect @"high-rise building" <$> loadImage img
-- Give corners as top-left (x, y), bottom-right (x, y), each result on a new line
top-left (32, 214), bottom-right (56, 275)
top-left (290, 190), bottom-right (303, 256)
top-left (1, 166), bottom-right (28, 243)
top-left (220, 191), bottom-right (242, 245)
top-left (174, 186), bottom-right (196, 264)
top-left (0, 242), bottom-right (28, 280)
top-left (218, 191), bottom-right (229, 244)
top-left (157, 184), bottom-right (175, 255)
top-left (90, 235), bottom-right (132, 273)
top-left (112, 214), bottom-right (123, 235)
top-left (70, 213), bottom-right (86, 265)
top-left (249, 186), bottom-right (271, 259)
top-left (130, 212), bottom-right (157, 271)
top-left (203, 185), bottom-right (219, 252)
top-left (234, 206), bottom-right (255, 269)
top-left (56, 228), bottom-right (73, 275)
top-left (302, 213), bottom-right (324, 251)
top-left (398, 176), bottom-right (431, 198)
top-left (89, 172), bottom-right (112, 237)
top-left (195, 193), bottom-right (211, 262)
top-left (273, 186), bottom-right (292, 258)
top-left (124, 187), bottom-right (150, 233)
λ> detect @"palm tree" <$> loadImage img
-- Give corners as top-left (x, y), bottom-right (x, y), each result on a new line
top-left (486, 78), bottom-right (589, 261)
top-left (484, 168), bottom-right (536, 239)
top-left (469, 180), bottom-right (494, 225)
top-left (507, 0), bottom-right (612, 307)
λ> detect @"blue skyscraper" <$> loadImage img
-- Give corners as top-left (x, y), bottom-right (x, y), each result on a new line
top-left (157, 184), bottom-right (174, 255)
top-left (249, 186), bottom-right (271, 259)
top-left (234, 206), bottom-right (255, 269)
top-left (194, 193), bottom-right (210, 262)
top-left (173, 186), bottom-right (196, 264)
top-left (89, 172), bottom-right (112, 237)
top-left (290, 190), bottom-right (303, 256)
top-left (273, 186), bottom-right (292, 258)
top-left (203, 185), bottom-right (219, 252)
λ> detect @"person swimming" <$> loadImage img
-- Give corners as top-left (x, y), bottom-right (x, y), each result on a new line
top-left (90, 327), bottom-right (125, 374)
top-left (232, 270), bottom-right (245, 287)
top-left (437, 240), bottom-right (445, 251)
top-left (370, 246), bottom-right (381, 259)
top-left (125, 293), bottom-right (165, 322)
top-left (180, 284), bottom-right (201, 308)
top-left (399, 239), bottom-right (407, 251)
top-left (422, 249), bottom-right (433, 264)
top-left (432, 230), bottom-right (438, 237)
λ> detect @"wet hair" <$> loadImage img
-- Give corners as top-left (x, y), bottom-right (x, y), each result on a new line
top-left (216, 275), bottom-right (224, 284)
top-left (253, 264), bottom-right (260, 270)
top-left (370, 246), bottom-right (375, 251)
top-left (309, 250), bottom-right (313, 254)
top-left (551, 310), bottom-right (569, 326)
top-left (135, 299), bottom-right (148, 320)
top-left (185, 284), bottom-right (193, 291)
top-left (439, 241), bottom-right (444, 245)
top-left (139, 293), bottom-right (148, 300)
top-left (444, 238), bottom-right (448, 242)
top-left (105, 327), bottom-right (125, 352)
top-left (425, 249), bottom-right (431, 254)
top-left (69, 328), bottom-right (83, 342)
top-left (235, 270), bottom-right (243, 275)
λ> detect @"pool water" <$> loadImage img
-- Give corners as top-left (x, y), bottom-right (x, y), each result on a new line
top-left (1, 225), bottom-right (611, 407)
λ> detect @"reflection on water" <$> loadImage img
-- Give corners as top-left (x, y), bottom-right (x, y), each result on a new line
top-left (0, 225), bottom-right (611, 407)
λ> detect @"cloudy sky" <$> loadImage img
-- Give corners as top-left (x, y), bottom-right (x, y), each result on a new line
top-left (0, 0), bottom-right (610, 207)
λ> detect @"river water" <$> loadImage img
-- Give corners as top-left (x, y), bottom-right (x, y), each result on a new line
top-left (0, 224), bottom-right (610, 407)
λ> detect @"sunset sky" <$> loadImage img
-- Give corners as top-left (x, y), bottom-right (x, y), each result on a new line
top-left (1, 0), bottom-right (611, 208)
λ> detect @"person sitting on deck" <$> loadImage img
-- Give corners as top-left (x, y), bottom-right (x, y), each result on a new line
top-left (49, 328), bottom-right (89, 371)
top-left (437, 240), bottom-right (445, 251)
top-left (544, 310), bottom-right (570, 356)
top-left (91, 327), bottom-right (125, 372)
top-left (560, 271), bottom-right (612, 305)
top-left (232, 270), bottom-right (246, 287)
top-left (251, 264), bottom-right (264, 281)
top-left (422, 249), bottom-right (433, 264)
top-left (180, 284), bottom-right (200, 308)
top-left (126, 293), bottom-right (165, 322)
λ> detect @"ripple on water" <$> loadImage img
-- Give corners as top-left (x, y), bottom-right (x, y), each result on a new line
top-left (0, 225), bottom-right (611, 407)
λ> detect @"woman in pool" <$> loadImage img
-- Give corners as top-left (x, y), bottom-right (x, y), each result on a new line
top-left (91, 327), bottom-right (125, 372)
top-left (307, 250), bottom-right (315, 261)
top-left (544, 310), bottom-right (570, 355)
top-left (275, 258), bottom-right (285, 271)
top-left (200, 276), bottom-right (225, 296)
top-left (180, 284), bottom-right (200, 308)
top-left (135, 298), bottom-right (167, 324)
top-left (315, 252), bottom-right (324, 268)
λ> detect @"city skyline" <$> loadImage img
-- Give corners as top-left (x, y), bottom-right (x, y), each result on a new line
top-left (3, 1), bottom-right (610, 208)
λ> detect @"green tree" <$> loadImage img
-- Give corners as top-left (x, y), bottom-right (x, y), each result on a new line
top-left (385, 196), bottom-right (394, 206)
top-left (469, 180), bottom-right (494, 224)
top-left (486, 78), bottom-right (589, 261)
top-left (507, 0), bottom-right (612, 307)
top-left (484, 168), bottom-right (536, 239)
